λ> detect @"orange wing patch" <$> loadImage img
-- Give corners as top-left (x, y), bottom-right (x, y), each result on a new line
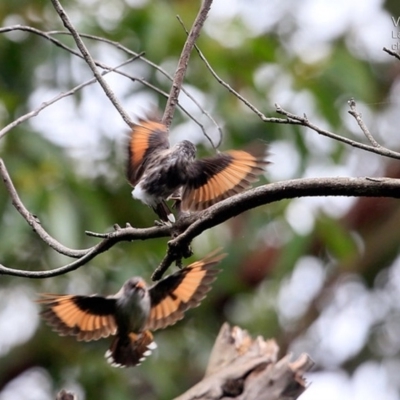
top-left (182, 146), bottom-right (269, 211)
top-left (145, 251), bottom-right (225, 331)
top-left (127, 119), bottom-right (169, 185)
top-left (37, 294), bottom-right (117, 342)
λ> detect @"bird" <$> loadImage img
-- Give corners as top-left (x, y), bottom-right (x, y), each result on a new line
top-left (126, 115), bottom-right (269, 223)
top-left (36, 251), bottom-right (225, 368)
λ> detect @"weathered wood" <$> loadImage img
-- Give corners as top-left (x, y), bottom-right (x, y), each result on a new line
top-left (55, 323), bottom-right (314, 400)
top-left (174, 323), bottom-right (314, 400)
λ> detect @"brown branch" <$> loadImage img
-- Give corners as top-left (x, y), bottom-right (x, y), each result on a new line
top-left (383, 46), bottom-right (400, 61)
top-left (189, 37), bottom-right (400, 160)
top-left (162, 0), bottom-right (214, 127)
top-left (0, 159), bottom-right (87, 258)
top-left (152, 176), bottom-right (400, 279)
top-left (0, 54), bottom-right (140, 140)
top-left (0, 223), bottom-right (169, 278)
top-left (275, 104), bottom-right (400, 160)
top-left (0, 25), bottom-right (222, 147)
top-left (347, 98), bottom-right (381, 147)
top-left (3, 158), bottom-right (400, 279)
top-left (49, 0), bottom-right (133, 128)
top-left (49, 31), bottom-right (223, 148)
top-left (174, 323), bottom-right (313, 400)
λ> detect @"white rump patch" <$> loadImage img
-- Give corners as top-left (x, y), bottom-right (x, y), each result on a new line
top-left (132, 185), bottom-right (155, 207)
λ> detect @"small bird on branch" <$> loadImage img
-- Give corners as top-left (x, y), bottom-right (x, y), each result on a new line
top-left (37, 251), bottom-right (225, 367)
top-left (126, 115), bottom-right (269, 223)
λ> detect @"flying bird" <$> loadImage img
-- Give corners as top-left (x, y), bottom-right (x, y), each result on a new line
top-left (37, 251), bottom-right (225, 368)
top-left (126, 116), bottom-right (269, 223)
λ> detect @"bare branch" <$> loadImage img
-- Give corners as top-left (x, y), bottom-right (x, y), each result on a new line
top-left (0, 55), bottom-right (140, 140)
top-left (383, 46), bottom-right (400, 61)
top-left (49, 30), bottom-right (223, 148)
top-left (177, 15), bottom-right (270, 135)
top-left (162, 0), bottom-right (214, 127)
top-left (153, 176), bottom-right (400, 279)
top-left (3, 170), bottom-right (400, 279)
top-left (0, 159), bottom-right (87, 258)
top-left (187, 34), bottom-right (400, 161)
top-left (0, 223), bottom-right (170, 278)
top-left (275, 104), bottom-right (400, 160)
top-left (49, 0), bottom-right (133, 127)
top-left (0, 25), bottom-right (222, 147)
top-left (347, 98), bottom-right (381, 147)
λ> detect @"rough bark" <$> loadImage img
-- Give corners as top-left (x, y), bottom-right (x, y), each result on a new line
top-left (56, 323), bottom-right (313, 400)
top-left (174, 323), bottom-right (314, 400)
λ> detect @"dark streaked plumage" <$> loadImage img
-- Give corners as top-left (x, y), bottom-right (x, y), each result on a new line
top-left (127, 116), bottom-right (269, 223)
top-left (37, 251), bottom-right (225, 368)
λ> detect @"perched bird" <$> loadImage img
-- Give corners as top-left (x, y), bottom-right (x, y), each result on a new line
top-left (37, 251), bottom-right (225, 368)
top-left (127, 116), bottom-right (269, 223)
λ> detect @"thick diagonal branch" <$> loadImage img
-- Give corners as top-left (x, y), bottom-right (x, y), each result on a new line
top-left (2, 172), bottom-right (400, 279)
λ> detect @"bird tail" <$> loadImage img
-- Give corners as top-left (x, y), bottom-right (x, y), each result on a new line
top-left (105, 330), bottom-right (157, 368)
top-left (154, 200), bottom-right (175, 223)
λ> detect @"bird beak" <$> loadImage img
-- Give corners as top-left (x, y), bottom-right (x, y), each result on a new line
top-left (136, 280), bottom-right (146, 290)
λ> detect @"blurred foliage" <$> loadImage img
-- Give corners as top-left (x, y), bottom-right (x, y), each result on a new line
top-left (1, 0), bottom-right (400, 399)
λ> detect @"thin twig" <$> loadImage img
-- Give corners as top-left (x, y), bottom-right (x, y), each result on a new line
top-left (185, 28), bottom-right (400, 160)
top-left (0, 25), bottom-right (222, 146)
top-left (177, 15), bottom-right (270, 133)
top-left (275, 104), bottom-right (400, 160)
top-left (383, 46), bottom-right (400, 61)
top-left (0, 159), bottom-right (87, 257)
top-left (48, 30), bottom-right (223, 147)
top-left (347, 98), bottom-right (380, 147)
top-left (49, 0), bottom-right (133, 127)
top-left (0, 222), bottom-right (170, 278)
top-left (162, 0), bottom-right (214, 127)
top-left (0, 56), bottom-right (140, 140)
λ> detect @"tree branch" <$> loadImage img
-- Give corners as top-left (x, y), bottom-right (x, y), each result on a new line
top-left (0, 25), bottom-right (222, 147)
top-left (383, 46), bottom-right (400, 61)
top-left (154, 176), bottom-right (400, 279)
top-left (3, 162), bottom-right (400, 279)
top-left (275, 104), bottom-right (400, 160)
top-left (0, 159), bottom-right (87, 258)
top-left (162, 0), bottom-right (213, 127)
top-left (49, 0), bottom-right (134, 127)
top-left (189, 37), bottom-right (400, 161)
top-left (347, 98), bottom-right (381, 147)
top-left (0, 53), bottom-right (140, 140)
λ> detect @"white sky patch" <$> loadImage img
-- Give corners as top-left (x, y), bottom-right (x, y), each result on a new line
top-left (285, 199), bottom-right (316, 235)
top-left (300, 279), bottom-right (374, 367)
top-left (0, 368), bottom-right (53, 400)
top-left (289, 0), bottom-right (390, 62)
top-left (268, 141), bottom-right (300, 181)
top-left (277, 256), bottom-right (326, 322)
top-left (0, 286), bottom-right (39, 357)
top-left (303, 364), bottom-right (399, 400)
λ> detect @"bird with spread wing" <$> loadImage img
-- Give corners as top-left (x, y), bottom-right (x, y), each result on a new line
top-left (127, 115), bottom-right (269, 223)
top-left (37, 251), bottom-right (225, 367)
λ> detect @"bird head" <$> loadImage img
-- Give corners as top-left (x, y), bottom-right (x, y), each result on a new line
top-left (122, 277), bottom-right (147, 299)
top-left (172, 140), bottom-right (196, 160)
